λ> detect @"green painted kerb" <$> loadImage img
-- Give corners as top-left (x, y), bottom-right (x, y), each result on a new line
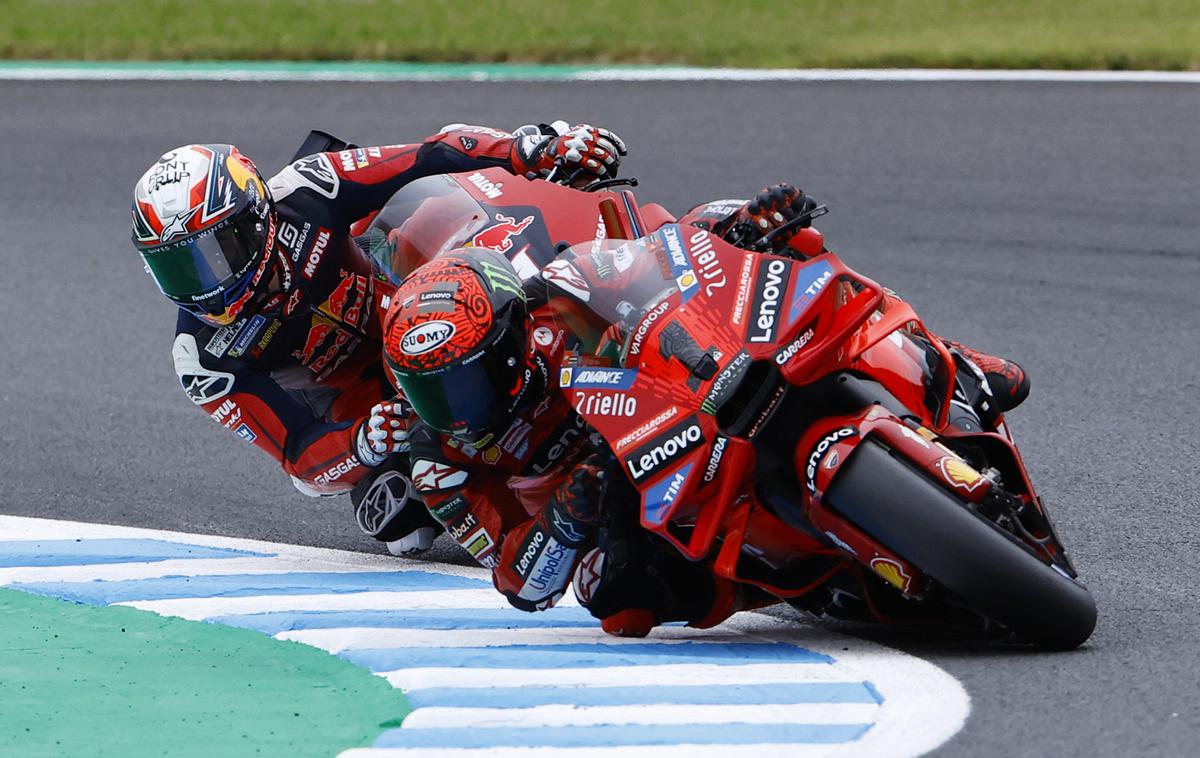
top-left (0, 589), bottom-right (410, 757)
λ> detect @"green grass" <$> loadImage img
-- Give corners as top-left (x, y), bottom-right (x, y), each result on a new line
top-left (3, 0), bottom-right (1200, 69)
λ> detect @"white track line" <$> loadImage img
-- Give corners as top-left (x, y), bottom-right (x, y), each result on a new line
top-left (280, 625), bottom-right (777, 652)
top-left (116, 589), bottom-right (512, 620)
top-left (383, 663), bottom-right (853, 690)
top-left (340, 746), bottom-right (848, 758)
top-left (2, 64), bottom-right (1199, 84)
top-left (0, 557), bottom-right (390, 585)
top-left (401, 703), bottom-right (880, 728)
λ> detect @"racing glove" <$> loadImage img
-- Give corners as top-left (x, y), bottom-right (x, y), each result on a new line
top-left (549, 451), bottom-right (610, 526)
top-left (351, 469), bottom-right (439, 556)
top-left (354, 400), bottom-right (411, 467)
top-left (725, 183), bottom-right (818, 250)
top-left (514, 121), bottom-right (627, 185)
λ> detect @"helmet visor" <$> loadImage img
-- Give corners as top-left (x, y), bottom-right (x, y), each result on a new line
top-left (141, 210), bottom-right (267, 310)
top-left (389, 340), bottom-right (520, 443)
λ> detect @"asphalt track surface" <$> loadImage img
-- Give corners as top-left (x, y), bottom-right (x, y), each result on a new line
top-left (2, 79), bottom-right (1197, 756)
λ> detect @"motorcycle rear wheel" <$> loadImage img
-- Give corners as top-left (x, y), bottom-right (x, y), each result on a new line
top-left (824, 440), bottom-right (1097, 649)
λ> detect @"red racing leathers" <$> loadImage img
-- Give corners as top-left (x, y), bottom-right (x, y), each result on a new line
top-left (405, 236), bottom-right (755, 626)
top-left (171, 125), bottom-right (574, 495)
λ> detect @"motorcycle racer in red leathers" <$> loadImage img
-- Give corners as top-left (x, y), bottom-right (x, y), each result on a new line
top-left (383, 184), bottom-right (1032, 636)
top-left (130, 122), bottom-right (626, 554)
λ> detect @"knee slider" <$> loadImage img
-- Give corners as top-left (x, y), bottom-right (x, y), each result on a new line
top-left (352, 468), bottom-right (438, 554)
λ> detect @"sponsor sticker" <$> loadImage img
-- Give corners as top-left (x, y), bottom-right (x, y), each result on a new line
top-left (291, 154), bottom-right (340, 198)
top-left (302, 228), bottom-right (332, 279)
top-left (532, 326), bottom-right (555, 346)
top-left (412, 459), bottom-right (468, 491)
top-left (463, 527), bottom-right (497, 565)
top-left (228, 314), bottom-right (267, 358)
top-left (700, 350), bottom-right (751, 414)
top-left (314, 455), bottom-right (361, 485)
top-left (774, 325), bottom-right (816, 366)
top-left (787, 260), bottom-right (835, 326)
top-left (560, 367), bottom-right (638, 390)
top-left (625, 417), bottom-right (705, 483)
top-left (573, 391), bottom-right (638, 417)
top-left (748, 257), bottom-right (792, 344)
top-left (522, 539), bottom-right (575, 598)
top-left (234, 423), bottom-right (257, 444)
top-left (805, 427), bottom-right (857, 494)
top-left (527, 414), bottom-right (587, 475)
top-left (466, 171), bottom-right (503, 199)
top-left (542, 259), bottom-right (591, 301)
top-left (613, 406), bottom-right (679, 451)
top-left (643, 463), bottom-right (693, 525)
top-left (401, 320), bottom-right (456, 356)
top-left (471, 214), bottom-right (534, 254)
top-left (514, 529), bottom-right (547, 578)
top-left (431, 495), bottom-right (468, 523)
top-left (687, 228), bottom-right (727, 297)
top-left (205, 320), bottom-right (245, 357)
top-left (702, 435), bottom-right (728, 483)
top-left (447, 512), bottom-right (479, 542)
top-left (628, 300), bottom-right (670, 357)
top-left (938, 456), bottom-right (987, 492)
top-left (870, 556), bottom-right (913, 593)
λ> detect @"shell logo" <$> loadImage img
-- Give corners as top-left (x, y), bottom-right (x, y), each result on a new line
top-left (870, 557), bottom-right (913, 593)
top-left (937, 456), bottom-right (986, 493)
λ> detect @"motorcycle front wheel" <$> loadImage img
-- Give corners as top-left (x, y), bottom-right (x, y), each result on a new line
top-left (824, 440), bottom-right (1097, 649)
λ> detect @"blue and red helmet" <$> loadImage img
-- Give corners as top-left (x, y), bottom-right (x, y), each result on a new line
top-left (131, 144), bottom-right (277, 326)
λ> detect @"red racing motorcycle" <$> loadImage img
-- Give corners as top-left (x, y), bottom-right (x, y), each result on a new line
top-left (362, 166), bottom-right (1097, 649)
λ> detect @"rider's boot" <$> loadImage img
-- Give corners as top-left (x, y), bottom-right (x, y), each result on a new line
top-left (942, 339), bottom-right (1030, 414)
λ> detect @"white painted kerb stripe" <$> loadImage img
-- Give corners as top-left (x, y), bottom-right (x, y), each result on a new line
top-left (116, 589), bottom-right (518, 620)
top-left (402, 702), bottom-right (880, 728)
top-left (3, 65), bottom-right (1200, 83)
top-left (281, 625), bottom-right (764, 653)
top-left (385, 663), bottom-right (867, 690)
top-left (0, 515), bottom-right (970, 758)
top-left (340, 746), bottom-right (846, 758)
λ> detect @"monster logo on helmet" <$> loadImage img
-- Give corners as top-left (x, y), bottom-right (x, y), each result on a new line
top-left (131, 144), bottom-right (278, 327)
top-left (383, 250), bottom-right (530, 445)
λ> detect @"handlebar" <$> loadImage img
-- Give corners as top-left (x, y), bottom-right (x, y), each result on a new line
top-left (749, 204), bottom-right (830, 252)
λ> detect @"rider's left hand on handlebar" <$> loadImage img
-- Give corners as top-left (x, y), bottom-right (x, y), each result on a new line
top-left (523, 124), bottom-right (627, 185)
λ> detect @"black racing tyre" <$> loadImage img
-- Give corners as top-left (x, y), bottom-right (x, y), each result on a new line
top-left (824, 440), bottom-right (1097, 649)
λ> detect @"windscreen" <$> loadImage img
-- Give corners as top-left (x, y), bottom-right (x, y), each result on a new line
top-left (528, 230), bottom-right (685, 363)
top-left (359, 175), bottom-right (491, 284)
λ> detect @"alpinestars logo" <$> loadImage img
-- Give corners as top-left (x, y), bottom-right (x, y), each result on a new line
top-left (291, 154), bottom-right (339, 198)
top-left (412, 459), bottom-right (468, 492)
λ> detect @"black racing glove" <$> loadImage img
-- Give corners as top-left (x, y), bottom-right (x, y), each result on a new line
top-left (725, 183), bottom-right (818, 250)
top-left (548, 452), bottom-right (610, 533)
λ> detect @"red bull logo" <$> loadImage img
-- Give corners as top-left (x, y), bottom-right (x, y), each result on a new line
top-left (293, 321), bottom-right (335, 365)
top-left (471, 214), bottom-right (534, 254)
top-left (326, 270), bottom-right (370, 328)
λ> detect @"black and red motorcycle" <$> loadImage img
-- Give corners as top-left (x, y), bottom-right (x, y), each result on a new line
top-left (361, 166), bottom-right (1097, 649)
